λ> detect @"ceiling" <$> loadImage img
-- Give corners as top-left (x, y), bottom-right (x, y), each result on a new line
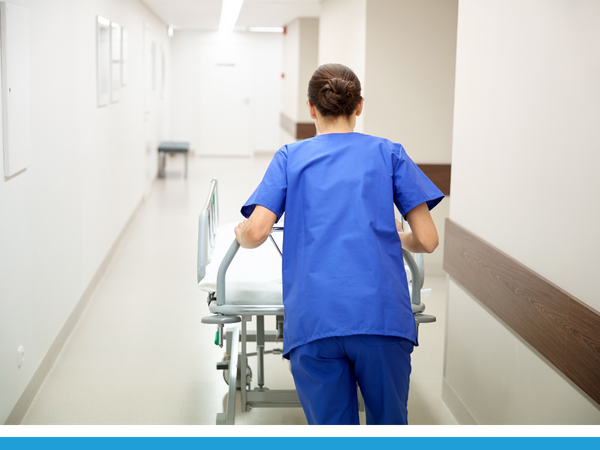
top-left (140, 0), bottom-right (322, 29)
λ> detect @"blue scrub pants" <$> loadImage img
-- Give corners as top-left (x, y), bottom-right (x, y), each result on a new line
top-left (289, 335), bottom-right (413, 425)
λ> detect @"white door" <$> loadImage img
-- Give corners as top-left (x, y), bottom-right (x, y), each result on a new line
top-left (195, 42), bottom-right (251, 156)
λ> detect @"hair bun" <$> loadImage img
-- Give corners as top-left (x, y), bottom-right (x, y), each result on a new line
top-left (308, 64), bottom-right (363, 118)
top-left (318, 78), bottom-right (357, 116)
top-left (328, 77), bottom-right (355, 96)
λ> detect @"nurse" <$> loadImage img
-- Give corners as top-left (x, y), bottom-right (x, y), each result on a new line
top-left (235, 63), bottom-right (444, 425)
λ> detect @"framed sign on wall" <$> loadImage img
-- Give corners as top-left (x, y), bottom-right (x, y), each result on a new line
top-left (1, 2), bottom-right (32, 177)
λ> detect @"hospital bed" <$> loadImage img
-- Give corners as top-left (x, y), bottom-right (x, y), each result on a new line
top-left (197, 179), bottom-right (436, 425)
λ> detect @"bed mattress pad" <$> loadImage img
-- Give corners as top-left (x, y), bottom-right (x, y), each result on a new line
top-left (198, 222), bottom-right (283, 305)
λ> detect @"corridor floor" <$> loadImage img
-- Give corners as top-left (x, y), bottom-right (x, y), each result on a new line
top-left (21, 153), bottom-right (457, 426)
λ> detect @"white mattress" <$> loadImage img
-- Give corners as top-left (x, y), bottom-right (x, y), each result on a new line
top-left (198, 222), bottom-right (283, 305)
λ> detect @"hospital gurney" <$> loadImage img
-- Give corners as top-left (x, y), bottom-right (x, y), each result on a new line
top-left (197, 179), bottom-right (435, 425)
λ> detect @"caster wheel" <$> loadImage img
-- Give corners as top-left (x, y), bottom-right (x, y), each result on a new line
top-left (223, 363), bottom-right (252, 390)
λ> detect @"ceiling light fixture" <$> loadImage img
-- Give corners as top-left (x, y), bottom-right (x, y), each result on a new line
top-left (219, 0), bottom-right (244, 32)
top-left (248, 27), bottom-right (284, 33)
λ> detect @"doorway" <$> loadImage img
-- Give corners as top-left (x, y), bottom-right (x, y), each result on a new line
top-left (195, 41), bottom-right (251, 157)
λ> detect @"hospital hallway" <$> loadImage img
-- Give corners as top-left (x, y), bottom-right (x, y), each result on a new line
top-left (19, 154), bottom-right (457, 425)
top-left (4, 0), bottom-right (600, 428)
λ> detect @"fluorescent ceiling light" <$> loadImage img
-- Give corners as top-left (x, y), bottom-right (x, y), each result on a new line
top-left (248, 27), bottom-right (284, 33)
top-left (219, 0), bottom-right (244, 32)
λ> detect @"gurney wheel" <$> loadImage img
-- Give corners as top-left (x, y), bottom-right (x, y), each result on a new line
top-left (223, 363), bottom-right (252, 390)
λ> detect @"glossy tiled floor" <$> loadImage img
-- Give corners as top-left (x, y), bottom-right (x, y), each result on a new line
top-left (21, 154), bottom-right (457, 425)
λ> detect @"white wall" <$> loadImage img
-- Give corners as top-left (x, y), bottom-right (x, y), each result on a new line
top-left (0, 0), bottom-right (170, 424)
top-left (281, 20), bottom-right (300, 124)
top-left (296, 18), bottom-right (319, 123)
top-left (279, 18), bottom-right (319, 147)
top-left (251, 33), bottom-right (285, 152)
top-left (445, 0), bottom-right (600, 424)
top-left (364, 0), bottom-right (457, 165)
top-left (318, 0), bottom-right (366, 83)
top-left (169, 30), bottom-right (282, 154)
top-left (318, 0), bottom-right (366, 133)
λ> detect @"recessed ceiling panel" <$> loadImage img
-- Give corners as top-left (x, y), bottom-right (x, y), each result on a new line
top-left (238, 1), bottom-right (320, 28)
top-left (140, 0), bottom-right (320, 29)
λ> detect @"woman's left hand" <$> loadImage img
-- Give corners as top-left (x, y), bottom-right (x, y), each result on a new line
top-left (234, 219), bottom-right (248, 241)
top-left (234, 206), bottom-right (277, 248)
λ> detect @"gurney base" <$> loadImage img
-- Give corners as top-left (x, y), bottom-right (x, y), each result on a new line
top-left (216, 412), bottom-right (230, 425)
top-left (246, 389), bottom-right (301, 408)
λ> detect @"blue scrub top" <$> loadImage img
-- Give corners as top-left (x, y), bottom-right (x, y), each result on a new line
top-left (241, 132), bottom-right (444, 359)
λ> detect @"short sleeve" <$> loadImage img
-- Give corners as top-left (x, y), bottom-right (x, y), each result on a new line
top-left (393, 144), bottom-right (445, 218)
top-left (241, 147), bottom-right (288, 221)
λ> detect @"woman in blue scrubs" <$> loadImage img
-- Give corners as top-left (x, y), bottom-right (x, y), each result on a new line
top-left (235, 63), bottom-right (444, 425)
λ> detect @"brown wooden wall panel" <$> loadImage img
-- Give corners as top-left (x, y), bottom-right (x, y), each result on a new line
top-left (565, 299), bottom-right (600, 403)
top-left (444, 218), bottom-right (600, 405)
top-left (280, 113), bottom-right (316, 140)
top-left (296, 122), bottom-right (316, 140)
top-left (417, 164), bottom-right (451, 196)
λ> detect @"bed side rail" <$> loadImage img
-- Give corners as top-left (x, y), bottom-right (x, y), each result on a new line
top-left (197, 179), bottom-right (219, 283)
top-left (403, 249), bottom-right (424, 306)
top-left (215, 226), bottom-right (283, 306)
top-left (403, 249), bottom-right (436, 324)
top-left (216, 239), bottom-right (241, 306)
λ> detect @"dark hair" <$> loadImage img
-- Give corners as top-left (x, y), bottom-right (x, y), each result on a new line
top-left (307, 63), bottom-right (362, 118)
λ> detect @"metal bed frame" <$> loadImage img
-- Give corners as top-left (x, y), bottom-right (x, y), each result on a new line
top-left (198, 179), bottom-right (435, 425)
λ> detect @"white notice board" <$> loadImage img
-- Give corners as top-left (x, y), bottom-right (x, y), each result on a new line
top-left (1, 2), bottom-right (32, 177)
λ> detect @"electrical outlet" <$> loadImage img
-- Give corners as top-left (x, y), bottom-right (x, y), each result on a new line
top-left (17, 345), bottom-right (25, 368)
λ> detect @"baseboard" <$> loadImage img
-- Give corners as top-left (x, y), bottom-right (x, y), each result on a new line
top-left (441, 378), bottom-right (477, 425)
top-left (4, 197), bottom-right (145, 425)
